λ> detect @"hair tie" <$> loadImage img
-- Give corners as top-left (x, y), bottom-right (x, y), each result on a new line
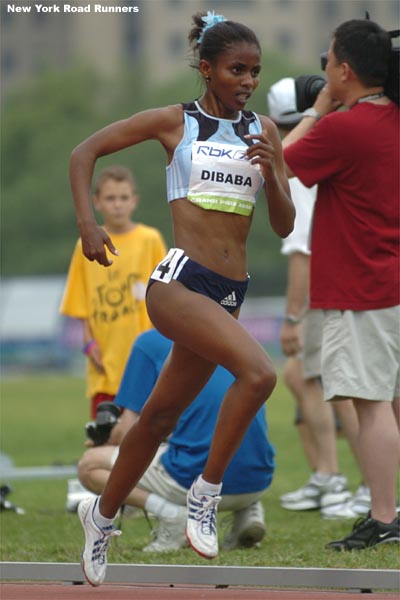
top-left (198, 10), bottom-right (227, 44)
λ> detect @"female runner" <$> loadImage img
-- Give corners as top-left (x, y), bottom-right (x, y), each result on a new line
top-left (71, 11), bottom-right (295, 586)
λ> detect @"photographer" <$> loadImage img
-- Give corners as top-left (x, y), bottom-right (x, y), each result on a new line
top-left (77, 329), bottom-right (275, 553)
top-left (283, 19), bottom-right (399, 550)
top-left (268, 78), bottom-right (365, 518)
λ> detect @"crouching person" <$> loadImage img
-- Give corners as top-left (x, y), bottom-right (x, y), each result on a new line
top-left (78, 329), bottom-right (275, 553)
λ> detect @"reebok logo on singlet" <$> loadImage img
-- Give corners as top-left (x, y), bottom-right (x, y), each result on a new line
top-left (195, 145), bottom-right (246, 161)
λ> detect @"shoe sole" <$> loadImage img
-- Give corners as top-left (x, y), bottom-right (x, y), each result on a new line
top-left (320, 491), bottom-right (352, 508)
top-left (321, 509), bottom-right (369, 520)
top-left (328, 538), bottom-right (400, 551)
top-left (185, 529), bottom-right (218, 560)
top-left (280, 502), bottom-right (320, 511)
top-left (322, 514), bottom-right (365, 520)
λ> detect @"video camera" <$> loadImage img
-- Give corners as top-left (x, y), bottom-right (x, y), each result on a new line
top-left (85, 401), bottom-right (121, 446)
top-left (295, 21), bottom-right (400, 111)
top-left (295, 70), bottom-right (326, 113)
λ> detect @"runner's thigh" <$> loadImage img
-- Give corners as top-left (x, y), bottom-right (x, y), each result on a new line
top-left (147, 280), bottom-right (271, 377)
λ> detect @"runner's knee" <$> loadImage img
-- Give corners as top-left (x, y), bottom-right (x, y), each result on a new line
top-left (139, 406), bottom-right (182, 441)
top-left (244, 359), bottom-right (277, 403)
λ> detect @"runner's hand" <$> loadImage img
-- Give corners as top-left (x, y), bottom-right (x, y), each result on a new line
top-left (80, 224), bottom-right (119, 267)
top-left (245, 129), bottom-right (276, 181)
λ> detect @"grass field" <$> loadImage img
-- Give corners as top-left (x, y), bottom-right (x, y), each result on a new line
top-left (0, 372), bottom-right (398, 570)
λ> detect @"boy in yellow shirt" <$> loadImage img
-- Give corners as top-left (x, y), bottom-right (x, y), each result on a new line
top-left (60, 166), bottom-right (166, 417)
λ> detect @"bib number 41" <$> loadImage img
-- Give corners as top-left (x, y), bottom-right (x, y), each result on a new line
top-left (151, 248), bottom-right (185, 283)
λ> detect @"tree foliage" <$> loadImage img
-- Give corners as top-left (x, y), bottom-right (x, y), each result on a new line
top-left (2, 51), bottom-right (306, 295)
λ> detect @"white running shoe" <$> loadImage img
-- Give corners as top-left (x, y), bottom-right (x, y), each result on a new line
top-left (321, 485), bottom-right (371, 520)
top-left (78, 497), bottom-right (121, 587)
top-left (143, 507), bottom-right (188, 553)
top-left (186, 483), bottom-right (221, 559)
top-left (280, 473), bottom-right (351, 511)
top-left (221, 501), bottom-right (266, 550)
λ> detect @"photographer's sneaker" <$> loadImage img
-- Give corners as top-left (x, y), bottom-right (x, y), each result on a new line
top-left (280, 473), bottom-right (350, 511)
top-left (66, 479), bottom-right (97, 513)
top-left (78, 497), bottom-right (121, 587)
top-left (326, 513), bottom-right (400, 551)
top-left (321, 485), bottom-right (371, 520)
top-left (143, 507), bottom-right (188, 553)
top-left (186, 483), bottom-right (221, 559)
top-left (222, 501), bottom-right (266, 550)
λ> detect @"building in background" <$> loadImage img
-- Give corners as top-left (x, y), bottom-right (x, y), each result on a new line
top-left (2, 0), bottom-right (398, 93)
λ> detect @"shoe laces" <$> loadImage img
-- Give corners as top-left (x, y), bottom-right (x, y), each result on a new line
top-left (191, 495), bottom-right (220, 535)
top-left (91, 525), bottom-right (121, 564)
top-left (350, 513), bottom-right (371, 533)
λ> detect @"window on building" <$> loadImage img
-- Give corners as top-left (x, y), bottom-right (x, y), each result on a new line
top-left (125, 15), bottom-right (143, 60)
top-left (32, 8), bottom-right (48, 26)
top-left (319, 0), bottom-right (339, 19)
top-left (276, 29), bottom-right (295, 53)
top-left (1, 4), bottom-right (13, 24)
top-left (274, 0), bottom-right (293, 9)
top-left (2, 50), bottom-right (17, 76)
top-left (391, 0), bottom-right (400, 20)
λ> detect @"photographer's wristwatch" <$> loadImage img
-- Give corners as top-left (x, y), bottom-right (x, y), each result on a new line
top-left (284, 314), bottom-right (302, 325)
top-left (302, 108), bottom-right (321, 120)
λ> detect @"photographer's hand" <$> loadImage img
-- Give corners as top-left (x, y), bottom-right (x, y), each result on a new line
top-left (280, 321), bottom-right (303, 357)
top-left (282, 85), bottom-right (342, 171)
top-left (313, 84), bottom-right (342, 117)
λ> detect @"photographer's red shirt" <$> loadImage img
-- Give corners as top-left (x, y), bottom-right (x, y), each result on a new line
top-left (284, 101), bottom-right (399, 310)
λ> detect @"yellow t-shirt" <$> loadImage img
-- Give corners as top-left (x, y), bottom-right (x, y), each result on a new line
top-left (60, 224), bottom-right (166, 397)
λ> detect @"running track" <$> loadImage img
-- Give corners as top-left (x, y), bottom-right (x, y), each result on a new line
top-left (1, 583), bottom-right (398, 599)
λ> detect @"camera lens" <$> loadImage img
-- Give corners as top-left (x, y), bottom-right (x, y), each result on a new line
top-left (306, 76), bottom-right (326, 100)
top-left (295, 75), bottom-right (326, 112)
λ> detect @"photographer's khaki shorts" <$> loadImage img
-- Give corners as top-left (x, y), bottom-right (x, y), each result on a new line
top-left (321, 306), bottom-right (400, 402)
top-left (111, 444), bottom-right (265, 511)
top-left (302, 309), bottom-right (323, 379)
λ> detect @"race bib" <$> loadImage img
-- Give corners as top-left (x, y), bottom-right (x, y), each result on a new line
top-left (150, 248), bottom-right (187, 283)
top-left (187, 141), bottom-right (264, 216)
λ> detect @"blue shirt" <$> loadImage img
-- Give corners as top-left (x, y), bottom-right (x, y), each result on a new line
top-left (115, 329), bottom-right (275, 494)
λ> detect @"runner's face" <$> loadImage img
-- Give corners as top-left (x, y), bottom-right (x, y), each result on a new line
top-left (201, 42), bottom-right (261, 117)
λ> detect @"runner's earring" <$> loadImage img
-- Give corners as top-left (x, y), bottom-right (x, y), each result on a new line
top-left (205, 76), bottom-right (211, 83)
